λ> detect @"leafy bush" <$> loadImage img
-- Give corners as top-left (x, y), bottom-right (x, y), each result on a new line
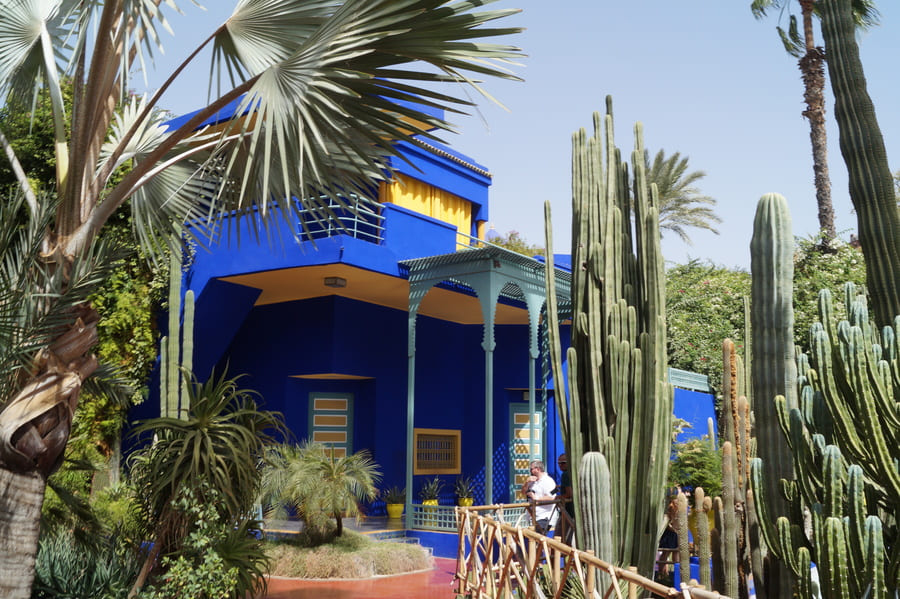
top-left (32, 531), bottom-right (142, 599)
top-left (666, 260), bottom-right (750, 396)
top-left (139, 484), bottom-right (267, 599)
top-left (667, 437), bottom-right (723, 498)
top-left (792, 236), bottom-right (866, 352)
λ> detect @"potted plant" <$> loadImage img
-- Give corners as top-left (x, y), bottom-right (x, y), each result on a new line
top-left (383, 486), bottom-right (406, 519)
top-left (455, 475), bottom-right (475, 506)
top-left (418, 476), bottom-right (444, 506)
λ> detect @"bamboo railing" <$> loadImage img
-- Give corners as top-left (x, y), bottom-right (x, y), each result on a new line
top-left (455, 502), bottom-right (731, 599)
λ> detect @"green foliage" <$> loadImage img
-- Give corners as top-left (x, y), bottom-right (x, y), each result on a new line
top-left (668, 438), bottom-right (723, 499)
top-left (418, 475), bottom-right (444, 501)
top-left (138, 485), bottom-right (254, 599)
top-left (0, 83), bottom-right (73, 190)
top-left (90, 482), bottom-right (144, 539)
top-left (261, 442), bottom-right (381, 538)
top-left (90, 230), bottom-right (167, 408)
top-left (381, 485), bottom-right (406, 504)
top-left (32, 530), bottom-right (142, 599)
top-left (666, 242), bottom-right (866, 396)
top-left (792, 236), bottom-right (866, 352)
top-left (265, 531), bottom-right (432, 578)
top-left (666, 260), bottom-right (751, 394)
top-left (489, 230), bottom-right (545, 257)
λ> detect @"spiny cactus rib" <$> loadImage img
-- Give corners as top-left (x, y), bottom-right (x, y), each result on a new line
top-left (820, 0), bottom-right (900, 330)
top-left (749, 193), bottom-right (796, 597)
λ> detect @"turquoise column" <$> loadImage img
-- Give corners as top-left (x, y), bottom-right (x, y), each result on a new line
top-left (525, 293), bottom-right (543, 460)
top-left (484, 347), bottom-right (494, 504)
top-left (528, 357), bottom-right (536, 459)
top-left (405, 291), bottom-right (425, 522)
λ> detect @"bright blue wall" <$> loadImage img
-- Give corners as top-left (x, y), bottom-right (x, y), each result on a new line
top-left (673, 387), bottom-right (718, 443)
top-left (213, 295), bottom-right (543, 504)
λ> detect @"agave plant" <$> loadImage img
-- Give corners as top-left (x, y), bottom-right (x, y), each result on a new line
top-left (0, 1), bottom-right (522, 595)
top-left (128, 370), bottom-right (282, 594)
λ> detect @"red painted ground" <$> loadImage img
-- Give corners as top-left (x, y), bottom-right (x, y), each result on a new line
top-left (264, 557), bottom-right (458, 599)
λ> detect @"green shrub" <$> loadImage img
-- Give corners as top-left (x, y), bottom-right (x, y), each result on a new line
top-left (667, 437), bottom-right (723, 498)
top-left (265, 531), bottom-right (432, 579)
top-left (139, 485), bottom-right (267, 599)
top-left (32, 531), bottom-right (142, 599)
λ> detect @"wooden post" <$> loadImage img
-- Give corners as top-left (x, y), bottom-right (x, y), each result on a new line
top-left (628, 566), bottom-right (638, 599)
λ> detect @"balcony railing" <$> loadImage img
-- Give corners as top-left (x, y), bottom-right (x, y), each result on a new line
top-left (294, 195), bottom-right (385, 244)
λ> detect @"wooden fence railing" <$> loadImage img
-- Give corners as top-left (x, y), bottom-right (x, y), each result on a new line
top-left (455, 502), bottom-right (731, 599)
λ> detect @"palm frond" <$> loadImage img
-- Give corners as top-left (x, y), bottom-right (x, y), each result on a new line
top-left (182, 0), bottom-right (523, 237)
top-left (0, 189), bottom-right (119, 406)
top-left (644, 149), bottom-right (720, 245)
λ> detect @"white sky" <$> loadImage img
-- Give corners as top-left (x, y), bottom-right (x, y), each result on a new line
top-left (140, 1), bottom-right (900, 270)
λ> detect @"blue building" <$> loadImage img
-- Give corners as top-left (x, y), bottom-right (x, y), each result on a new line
top-left (156, 103), bottom-right (716, 554)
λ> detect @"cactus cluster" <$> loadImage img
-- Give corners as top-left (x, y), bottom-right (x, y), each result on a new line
top-left (751, 283), bottom-right (898, 598)
top-left (543, 97), bottom-right (673, 578)
top-left (159, 246), bottom-right (194, 419)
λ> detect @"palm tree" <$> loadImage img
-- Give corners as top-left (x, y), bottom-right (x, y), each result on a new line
top-left (0, 1), bottom-right (522, 596)
top-left (644, 149), bottom-right (721, 245)
top-left (751, 0), bottom-right (878, 246)
top-left (261, 441), bottom-right (381, 538)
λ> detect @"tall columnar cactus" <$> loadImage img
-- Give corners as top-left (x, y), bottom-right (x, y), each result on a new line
top-left (750, 283), bottom-right (898, 597)
top-left (748, 192), bottom-right (796, 598)
top-left (819, 0), bottom-right (900, 330)
top-left (543, 97), bottom-right (673, 578)
top-left (160, 246), bottom-right (194, 419)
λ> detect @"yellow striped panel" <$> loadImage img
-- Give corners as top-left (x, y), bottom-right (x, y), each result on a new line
top-left (514, 413), bottom-right (540, 425)
top-left (314, 414), bottom-right (347, 427)
top-left (314, 431), bottom-right (347, 443)
top-left (380, 174), bottom-right (472, 246)
top-left (314, 398), bottom-right (348, 411)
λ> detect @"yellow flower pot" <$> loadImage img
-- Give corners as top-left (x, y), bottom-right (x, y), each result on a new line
top-left (458, 497), bottom-right (474, 507)
top-left (386, 503), bottom-right (404, 518)
top-left (422, 499), bottom-right (438, 525)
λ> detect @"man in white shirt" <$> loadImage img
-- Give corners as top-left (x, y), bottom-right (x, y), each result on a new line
top-left (521, 460), bottom-right (556, 534)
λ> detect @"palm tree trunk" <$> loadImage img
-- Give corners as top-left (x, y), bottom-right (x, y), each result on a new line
top-left (799, 0), bottom-right (835, 245)
top-left (334, 511), bottom-right (344, 536)
top-left (0, 303), bottom-right (98, 598)
top-left (0, 469), bottom-right (46, 599)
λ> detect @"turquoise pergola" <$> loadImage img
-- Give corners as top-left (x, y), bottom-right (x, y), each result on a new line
top-left (400, 246), bottom-right (571, 511)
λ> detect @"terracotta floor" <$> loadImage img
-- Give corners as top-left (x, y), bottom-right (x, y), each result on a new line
top-left (264, 557), bottom-right (458, 598)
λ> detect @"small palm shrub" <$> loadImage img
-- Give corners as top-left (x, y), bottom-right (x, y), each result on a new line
top-left (261, 441), bottom-right (381, 538)
top-left (382, 485), bottom-right (406, 504)
top-left (418, 476), bottom-right (443, 502)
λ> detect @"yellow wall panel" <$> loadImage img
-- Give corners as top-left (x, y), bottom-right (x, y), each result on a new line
top-left (380, 174), bottom-right (473, 246)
